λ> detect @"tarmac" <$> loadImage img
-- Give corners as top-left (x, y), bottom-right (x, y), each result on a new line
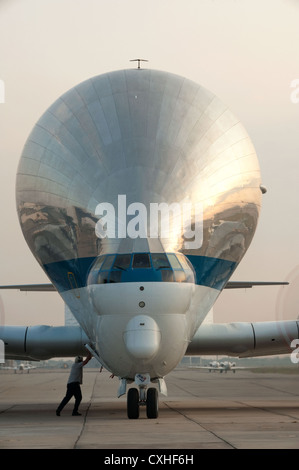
top-left (0, 366), bottom-right (299, 451)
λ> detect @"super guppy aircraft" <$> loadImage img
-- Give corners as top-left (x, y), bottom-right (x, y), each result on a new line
top-left (0, 67), bottom-right (298, 419)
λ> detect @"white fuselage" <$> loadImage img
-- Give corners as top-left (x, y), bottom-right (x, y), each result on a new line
top-left (62, 282), bottom-right (220, 378)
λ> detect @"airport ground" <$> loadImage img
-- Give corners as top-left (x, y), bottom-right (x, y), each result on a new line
top-left (0, 366), bottom-right (299, 451)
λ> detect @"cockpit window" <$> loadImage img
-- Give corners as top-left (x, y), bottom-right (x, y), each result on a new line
top-left (151, 253), bottom-right (170, 270)
top-left (176, 253), bottom-right (193, 270)
top-left (101, 255), bottom-right (115, 270)
top-left (91, 255), bottom-right (105, 270)
top-left (176, 253), bottom-right (195, 283)
top-left (133, 253), bottom-right (151, 268)
top-left (167, 253), bottom-right (183, 270)
top-left (132, 253), bottom-right (151, 268)
top-left (88, 252), bottom-right (195, 285)
top-left (113, 254), bottom-right (131, 270)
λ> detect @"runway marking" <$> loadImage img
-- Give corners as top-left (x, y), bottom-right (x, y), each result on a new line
top-left (248, 379), bottom-right (299, 397)
top-left (74, 370), bottom-right (99, 449)
top-left (1, 370), bottom-right (299, 449)
top-left (163, 401), bottom-right (236, 449)
top-left (232, 398), bottom-right (299, 422)
top-left (0, 405), bottom-right (15, 414)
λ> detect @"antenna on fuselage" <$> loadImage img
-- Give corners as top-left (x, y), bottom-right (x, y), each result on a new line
top-left (130, 58), bottom-right (148, 69)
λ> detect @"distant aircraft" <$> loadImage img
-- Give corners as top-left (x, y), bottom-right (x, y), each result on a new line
top-left (193, 360), bottom-right (246, 373)
top-left (218, 361), bottom-right (239, 373)
top-left (208, 360), bottom-right (222, 372)
top-left (18, 362), bottom-right (36, 373)
top-left (1, 361), bottom-right (37, 373)
top-left (0, 68), bottom-right (297, 419)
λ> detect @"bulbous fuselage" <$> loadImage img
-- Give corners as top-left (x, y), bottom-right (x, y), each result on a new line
top-left (16, 69), bottom-right (261, 378)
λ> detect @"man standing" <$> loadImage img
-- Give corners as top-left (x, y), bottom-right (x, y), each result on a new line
top-left (56, 352), bottom-right (92, 416)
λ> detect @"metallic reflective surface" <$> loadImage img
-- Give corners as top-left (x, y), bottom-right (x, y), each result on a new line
top-left (0, 325), bottom-right (88, 360)
top-left (15, 69), bottom-right (263, 378)
top-left (186, 320), bottom-right (299, 357)
top-left (16, 68), bottom-right (261, 269)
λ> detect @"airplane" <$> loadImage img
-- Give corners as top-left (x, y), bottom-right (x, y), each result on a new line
top-left (1, 361), bottom-right (37, 373)
top-left (214, 361), bottom-right (238, 373)
top-left (191, 360), bottom-right (246, 373)
top-left (207, 360), bottom-right (222, 372)
top-left (18, 362), bottom-right (36, 373)
top-left (0, 67), bottom-right (297, 419)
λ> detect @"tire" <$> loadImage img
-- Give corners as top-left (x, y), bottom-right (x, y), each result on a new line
top-left (127, 388), bottom-right (139, 419)
top-left (146, 387), bottom-right (158, 419)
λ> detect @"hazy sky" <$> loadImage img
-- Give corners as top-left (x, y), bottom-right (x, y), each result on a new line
top-left (0, 0), bottom-right (299, 326)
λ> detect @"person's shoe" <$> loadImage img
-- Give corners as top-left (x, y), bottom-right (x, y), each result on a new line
top-left (72, 411), bottom-right (81, 416)
top-left (56, 410), bottom-right (60, 416)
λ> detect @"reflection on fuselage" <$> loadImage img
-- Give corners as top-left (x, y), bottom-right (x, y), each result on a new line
top-left (15, 68), bottom-right (262, 378)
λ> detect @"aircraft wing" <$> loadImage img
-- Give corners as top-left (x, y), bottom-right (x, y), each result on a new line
top-left (189, 365), bottom-right (254, 371)
top-left (1, 320), bottom-right (298, 362)
top-left (188, 365), bottom-right (217, 370)
top-left (0, 284), bottom-right (56, 291)
top-left (0, 281), bottom-right (288, 292)
top-left (225, 281), bottom-right (289, 289)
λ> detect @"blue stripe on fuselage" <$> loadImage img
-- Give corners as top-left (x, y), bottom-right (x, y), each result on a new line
top-left (187, 255), bottom-right (236, 291)
top-left (43, 255), bottom-right (237, 293)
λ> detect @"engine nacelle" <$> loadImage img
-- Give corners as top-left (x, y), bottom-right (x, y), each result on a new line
top-left (187, 321), bottom-right (299, 357)
top-left (0, 325), bottom-right (89, 360)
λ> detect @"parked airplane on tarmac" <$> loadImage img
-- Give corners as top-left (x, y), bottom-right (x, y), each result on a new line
top-left (0, 66), bottom-right (297, 419)
top-left (1, 361), bottom-right (36, 373)
top-left (193, 360), bottom-right (246, 373)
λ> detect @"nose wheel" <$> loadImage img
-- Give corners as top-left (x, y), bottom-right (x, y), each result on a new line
top-left (146, 387), bottom-right (158, 419)
top-left (127, 386), bottom-right (159, 419)
top-left (127, 387), bottom-right (140, 419)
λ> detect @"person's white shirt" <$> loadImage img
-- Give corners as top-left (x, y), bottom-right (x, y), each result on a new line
top-left (67, 362), bottom-right (83, 384)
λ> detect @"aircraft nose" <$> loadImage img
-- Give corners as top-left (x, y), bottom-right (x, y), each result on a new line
top-left (124, 315), bottom-right (161, 360)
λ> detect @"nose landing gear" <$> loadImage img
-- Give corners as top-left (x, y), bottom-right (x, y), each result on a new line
top-left (127, 386), bottom-right (159, 419)
top-left (146, 387), bottom-right (159, 419)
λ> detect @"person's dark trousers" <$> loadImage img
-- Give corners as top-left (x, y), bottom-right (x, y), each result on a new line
top-left (56, 382), bottom-right (82, 414)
